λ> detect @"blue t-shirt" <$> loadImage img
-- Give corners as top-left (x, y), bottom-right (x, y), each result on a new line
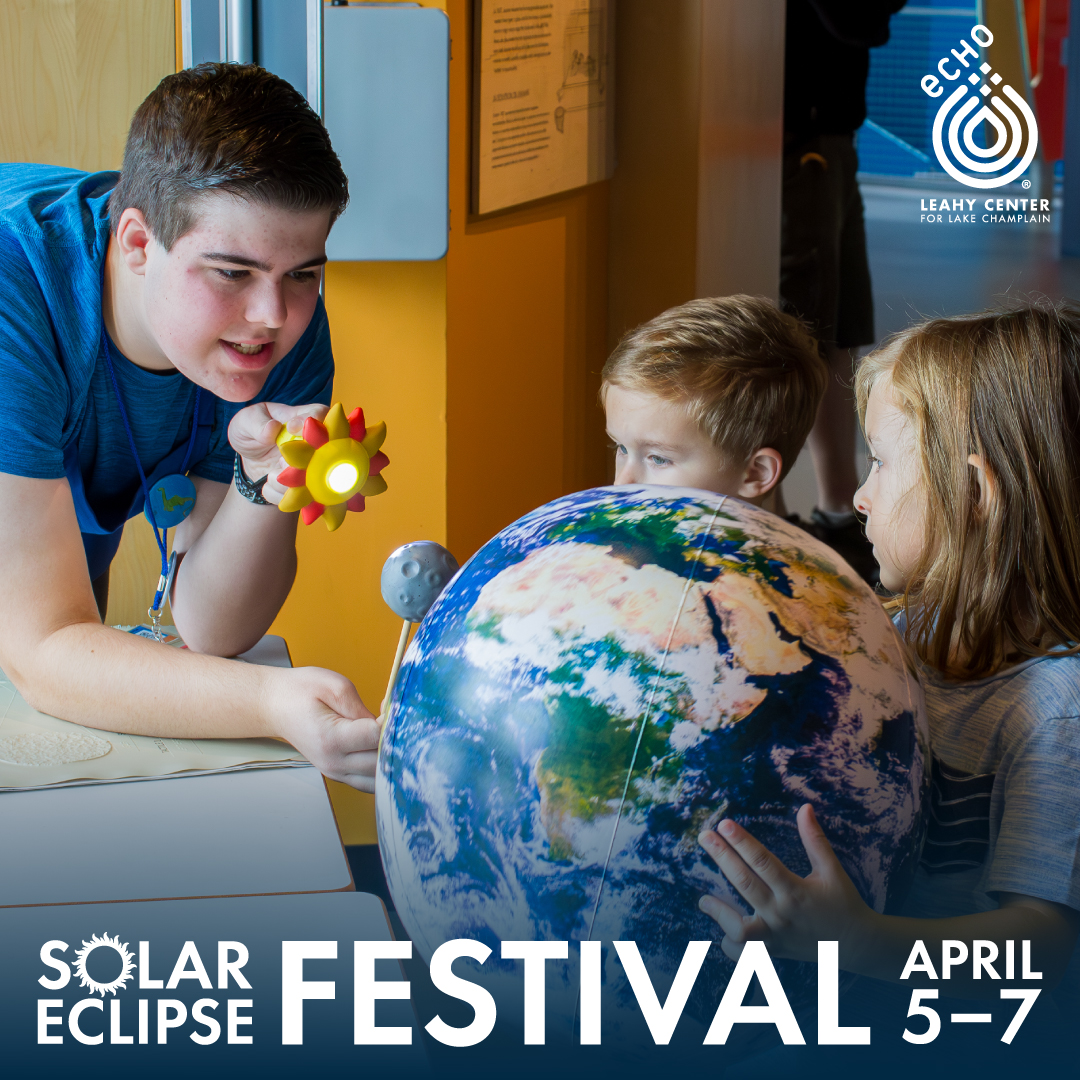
top-left (0, 164), bottom-right (334, 570)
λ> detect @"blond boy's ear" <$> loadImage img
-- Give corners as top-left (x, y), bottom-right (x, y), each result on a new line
top-left (737, 448), bottom-right (783, 503)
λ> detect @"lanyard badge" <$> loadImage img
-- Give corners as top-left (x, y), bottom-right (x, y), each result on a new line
top-left (101, 330), bottom-right (200, 641)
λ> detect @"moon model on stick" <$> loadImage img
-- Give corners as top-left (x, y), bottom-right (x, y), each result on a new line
top-left (379, 541), bottom-right (460, 715)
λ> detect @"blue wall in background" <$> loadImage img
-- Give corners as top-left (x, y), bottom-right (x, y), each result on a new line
top-left (858, 3), bottom-right (980, 177)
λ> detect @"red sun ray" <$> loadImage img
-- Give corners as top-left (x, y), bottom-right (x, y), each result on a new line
top-left (303, 417), bottom-right (329, 448)
top-left (278, 466), bottom-right (308, 488)
top-left (347, 406), bottom-right (367, 442)
top-left (300, 501), bottom-right (325, 525)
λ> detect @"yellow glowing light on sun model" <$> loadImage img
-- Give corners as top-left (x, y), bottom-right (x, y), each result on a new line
top-left (327, 461), bottom-right (359, 493)
top-left (275, 403), bottom-right (389, 531)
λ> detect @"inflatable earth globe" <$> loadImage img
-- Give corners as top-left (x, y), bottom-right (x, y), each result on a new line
top-left (377, 486), bottom-right (928, 1036)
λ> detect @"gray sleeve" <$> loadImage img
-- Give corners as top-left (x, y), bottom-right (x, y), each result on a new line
top-left (984, 714), bottom-right (1080, 911)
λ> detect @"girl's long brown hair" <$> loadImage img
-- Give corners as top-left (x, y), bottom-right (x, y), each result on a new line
top-left (856, 301), bottom-right (1080, 679)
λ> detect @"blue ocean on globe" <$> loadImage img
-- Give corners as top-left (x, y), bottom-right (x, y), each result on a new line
top-left (377, 485), bottom-right (929, 1035)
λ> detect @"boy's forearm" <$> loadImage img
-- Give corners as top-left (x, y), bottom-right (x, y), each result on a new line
top-left (847, 901), bottom-right (1078, 997)
top-left (171, 482), bottom-right (299, 656)
top-left (17, 620), bottom-right (282, 739)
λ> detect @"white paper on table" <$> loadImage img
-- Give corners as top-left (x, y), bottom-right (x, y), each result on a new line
top-left (0, 629), bottom-right (306, 792)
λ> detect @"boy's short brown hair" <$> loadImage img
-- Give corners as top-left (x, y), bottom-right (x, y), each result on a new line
top-left (110, 62), bottom-right (349, 249)
top-left (602, 295), bottom-right (827, 480)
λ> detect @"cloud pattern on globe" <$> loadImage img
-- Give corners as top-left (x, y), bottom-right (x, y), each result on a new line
top-left (377, 486), bottom-right (929, 1032)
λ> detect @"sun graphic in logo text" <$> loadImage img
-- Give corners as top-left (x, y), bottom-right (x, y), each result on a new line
top-left (73, 932), bottom-right (136, 997)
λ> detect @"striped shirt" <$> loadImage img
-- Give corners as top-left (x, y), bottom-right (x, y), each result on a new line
top-left (901, 651), bottom-right (1080, 1005)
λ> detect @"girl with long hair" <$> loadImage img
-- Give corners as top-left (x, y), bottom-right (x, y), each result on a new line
top-left (698, 302), bottom-right (1080, 1001)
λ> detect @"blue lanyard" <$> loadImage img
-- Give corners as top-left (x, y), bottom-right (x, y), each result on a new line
top-left (100, 328), bottom-right (201, 622)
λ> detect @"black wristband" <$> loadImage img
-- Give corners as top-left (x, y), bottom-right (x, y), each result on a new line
top-left (233, 453), bottom-right (269, 505)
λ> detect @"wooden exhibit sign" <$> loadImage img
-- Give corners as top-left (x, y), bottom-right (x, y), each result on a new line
top-left (472, 0), bottom-right (615, 214)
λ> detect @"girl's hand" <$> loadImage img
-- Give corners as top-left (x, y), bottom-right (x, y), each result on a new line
top-left (697, 803), bottom-right (876, 964)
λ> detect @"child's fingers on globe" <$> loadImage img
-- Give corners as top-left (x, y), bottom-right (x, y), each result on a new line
top-left (316, 675), bottom-right (376, 723)
top-left (718, 819), bottom-right (796, 894)
top-left (698, 892), bottom-right (744, 935)
top-left (697, 827), bottom-right (730, 862)
top-left (319, 765), bottom-right (375, 792)
top-left (710, 844), bottom-right (775, 912)
top-left (303, 719), bottom-right (379, 777)
top-left (691, 825), bottom-right (768, 902)
top-left (318, 744), bottom-right (377, 790)
top-left (712, 914), bottom-right (773, 963)
top-left (719, 936), bottom-right (745, 961)
top-left (335, 718), bottom-right (381, 752)
top-left (795, 803), bottom-right (844, 877)
top-left (718, 924), bottom-right (773, 960)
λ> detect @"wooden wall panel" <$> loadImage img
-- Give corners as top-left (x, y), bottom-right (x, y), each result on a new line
top-left (607, 0), bottom-right (702, 346)
top-left (0, 0), bottom-right (175, 171)
top-left (0, 1), bottom-right (175, 624)
top-left (608, 0), bottom-right (786, 345)
top-left (74, 0), bottom-right (175, 171)
top-left (0, 0), bottom-right (78, 165)
top-left (446, 0), bottom-right (611, 563)
top-left (697, 0), bottom-right (785, 300)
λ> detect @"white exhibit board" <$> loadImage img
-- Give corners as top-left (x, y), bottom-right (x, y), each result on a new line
top-left (472, 0), bottom-right (614, 214)
top-left (0, 765), bottom-right (351, 907)
top-left (323, 2), bottom-right (450, 260)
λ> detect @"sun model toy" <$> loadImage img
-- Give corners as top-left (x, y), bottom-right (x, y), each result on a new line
top-left (275, 403), bottom-right (389, 531)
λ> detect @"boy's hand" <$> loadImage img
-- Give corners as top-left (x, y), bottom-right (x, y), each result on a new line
top-left (265, 665), bottom-right (382, 791)
top-left (228, 401), bottom-right (329, 506)
top-left (698, 803), bottom-right (875, 964)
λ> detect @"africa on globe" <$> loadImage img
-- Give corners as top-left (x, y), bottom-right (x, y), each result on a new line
top-left (377, 485), bottom-right (929, 1037)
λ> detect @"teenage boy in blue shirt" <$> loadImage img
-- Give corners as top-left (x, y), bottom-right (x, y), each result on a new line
top-left (0, 63), bottom-right (379, 790)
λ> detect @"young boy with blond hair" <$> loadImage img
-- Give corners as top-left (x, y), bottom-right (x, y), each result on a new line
top-left (603, 295), bottom-right (828, 510)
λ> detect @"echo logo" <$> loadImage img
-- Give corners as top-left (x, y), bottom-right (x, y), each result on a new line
top-left (920, 25), bottom-right (1038, 190)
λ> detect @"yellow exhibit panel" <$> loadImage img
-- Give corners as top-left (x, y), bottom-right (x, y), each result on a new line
top-left (272, 258), bottom-right (447, 844)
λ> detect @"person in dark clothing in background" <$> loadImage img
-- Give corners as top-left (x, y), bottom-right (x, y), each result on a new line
top-left (780, 0), bottom-right (905, 584)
